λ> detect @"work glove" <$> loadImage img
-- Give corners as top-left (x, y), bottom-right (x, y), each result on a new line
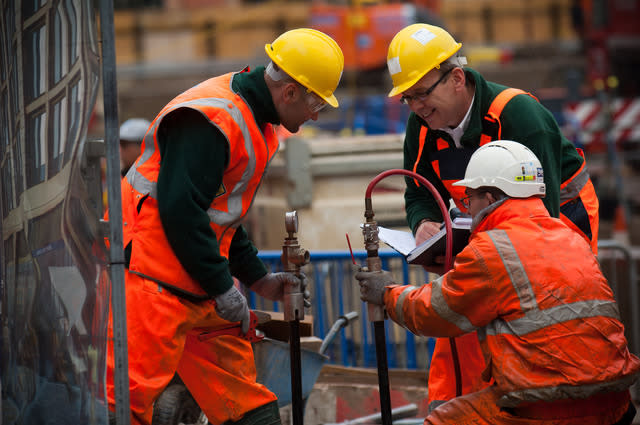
top-left (251, 272), bottom-right (311, 307)
top-left (214, 285), bottom-right (250, 333)
top-left (354, 269), bottom-right (395, 305)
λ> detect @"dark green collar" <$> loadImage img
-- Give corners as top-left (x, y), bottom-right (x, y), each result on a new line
top-left (232, 66), bottom-right (280, 127)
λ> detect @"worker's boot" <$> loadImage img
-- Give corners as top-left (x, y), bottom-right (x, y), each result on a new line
top-left (219, 400), bottom-right (281, 425)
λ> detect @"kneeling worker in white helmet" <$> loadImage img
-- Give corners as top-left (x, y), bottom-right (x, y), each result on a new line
top-left (356, 140), bottom-right (639, 425)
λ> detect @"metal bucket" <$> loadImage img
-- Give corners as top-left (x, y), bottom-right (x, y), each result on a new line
top-left (253, 338), bottom-right (328, 407)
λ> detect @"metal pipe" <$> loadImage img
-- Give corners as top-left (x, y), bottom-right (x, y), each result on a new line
top-left (319, 311), bottom-right (359, 356)
top-left (99, 1), bottom-right (130, 424)
top-left (281, 211), bottom-right (309, 425)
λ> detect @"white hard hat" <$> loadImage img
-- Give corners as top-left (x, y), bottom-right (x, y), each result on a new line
top-left (119, 118), bottom-right (151, 143)
top-left (452, 140), bottom-right (546, 198)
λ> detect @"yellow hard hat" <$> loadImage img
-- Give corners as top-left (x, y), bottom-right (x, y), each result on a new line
top-left (387, 24), bottom-right (462, 98)
top-left (265, 28), bottom-right (344, 107)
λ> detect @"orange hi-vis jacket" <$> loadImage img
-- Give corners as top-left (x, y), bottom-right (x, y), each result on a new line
top-left (120, 72), bottom-right (279, 299)
top-left (385, 198), bottom-right (639, 407)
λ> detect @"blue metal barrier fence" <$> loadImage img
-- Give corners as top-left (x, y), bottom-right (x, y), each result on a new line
top-left (254, 242), bottom-right (640, 374)
top-left (253, 250), bottom-right (436, 371)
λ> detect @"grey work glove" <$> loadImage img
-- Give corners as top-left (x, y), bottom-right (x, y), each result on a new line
top-left (354, 269), bottom-right (394, 305)
top-left (214, 285), bottom-right (250, 333)
top-left (251, 272), bottom-right (311, 307)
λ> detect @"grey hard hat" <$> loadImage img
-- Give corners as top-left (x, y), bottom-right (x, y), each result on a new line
top-left (120, 118), bottom-right (151, 143)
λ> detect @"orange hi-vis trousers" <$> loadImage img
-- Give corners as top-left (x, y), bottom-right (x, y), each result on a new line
top-left (426, 332), bottom-right (489, 412)
top-left (106, 272), bottom-right (276, 425)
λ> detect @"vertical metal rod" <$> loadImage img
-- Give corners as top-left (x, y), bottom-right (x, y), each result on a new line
top-left (289, 317), bottom-right (303, 425)
top-left (99, 1), bottom-right (130, 424)
top-left (374, 321), bottom-right (393, 425)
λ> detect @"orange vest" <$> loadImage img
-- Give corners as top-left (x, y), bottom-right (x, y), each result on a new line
top-left (120, 72), bottom-right (279, 299)
top-left (387, 198), bottom-right (640, 408)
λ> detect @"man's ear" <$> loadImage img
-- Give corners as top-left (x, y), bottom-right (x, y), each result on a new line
top-left (282, 82), bottom-right (299, 104)
top-left (485, 191), bottom-right (497, 204)
top-left (451, 67), bottom-right (466, 90)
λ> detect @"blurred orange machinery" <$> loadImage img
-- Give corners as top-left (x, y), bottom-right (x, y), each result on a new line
top-left (310, 0), bottom-right (442, 72)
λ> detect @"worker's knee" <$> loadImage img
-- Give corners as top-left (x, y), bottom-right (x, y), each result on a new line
top-left (223, 400), bottom-right (281, 425)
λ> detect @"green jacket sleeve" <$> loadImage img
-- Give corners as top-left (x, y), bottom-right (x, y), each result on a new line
top-left (156, 107), bottom-right (236, 297)
top-left (228, 225), bottom-right (268, 286)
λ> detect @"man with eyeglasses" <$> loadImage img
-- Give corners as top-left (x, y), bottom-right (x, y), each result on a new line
top-left (355, 140), bottom-right (639, 425)
top-left (106, 28), bottom-right (343, 425)
top-left (386, 23), bottom-right (601, 413)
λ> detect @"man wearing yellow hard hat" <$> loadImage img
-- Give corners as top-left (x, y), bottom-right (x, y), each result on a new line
top-left (386, 23), bottom-right (600, 414)
top-left (105, 28), bottom-right (343, 425)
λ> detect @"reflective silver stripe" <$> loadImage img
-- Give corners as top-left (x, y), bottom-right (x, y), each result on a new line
top-left (126, 114), bottom-right (161, 196)
top-left (431, 276), bottom-right (476, 333)
top-left (136, 118), bottom-right (160, 168)
top-left (560, 167), bottom-right (589, 203)
top-left (485, 299), bottom-right (620, 336)
top-left (192, 99), bottom-right (257, 226)
top-left (488, 230), bottom-right (537, 311)
top-left (394, 286), bottom-right (416, 329)
top-left (128, 97), bottom-right (262, 228)
top-left (125, 162), bottom-right (152, 197)
top-left (499, 373), bottom-right (638, 407)
top-left (485, 229), bottom-right (622, 337)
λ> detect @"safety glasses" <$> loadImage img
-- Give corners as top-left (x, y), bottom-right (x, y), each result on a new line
top-left (303, 90), bottom-right (327, 114)
top-left (460, 191), bottom-right (486, 209)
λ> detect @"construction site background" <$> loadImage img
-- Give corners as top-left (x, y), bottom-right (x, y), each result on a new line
top-left (88, 0), bottom-right (640, 253)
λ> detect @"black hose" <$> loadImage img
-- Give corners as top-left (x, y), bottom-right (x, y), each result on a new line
top-left (290, 318), bottom-right (303, 425)
top-left (374, 321), bottom-right (393, 425)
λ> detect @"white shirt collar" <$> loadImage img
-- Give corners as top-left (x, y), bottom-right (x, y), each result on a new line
top-left (438, 94), bottom-right (475, 148)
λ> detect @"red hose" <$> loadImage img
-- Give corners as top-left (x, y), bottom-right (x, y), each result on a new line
top-left (365, 169), bottom-right (453, 270)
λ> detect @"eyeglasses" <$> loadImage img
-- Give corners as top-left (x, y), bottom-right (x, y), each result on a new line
top-left (304, 91), bottom-right (327, 113)
top-left (299, 84), bottom-right (327, 113)
top-left (460, 192), bottom-right (485, 209)
top-left (399, 68), bottom-right (454, 105)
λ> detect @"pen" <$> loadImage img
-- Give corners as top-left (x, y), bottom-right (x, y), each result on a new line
top-left (345, 233), bottom-right (357, 265)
